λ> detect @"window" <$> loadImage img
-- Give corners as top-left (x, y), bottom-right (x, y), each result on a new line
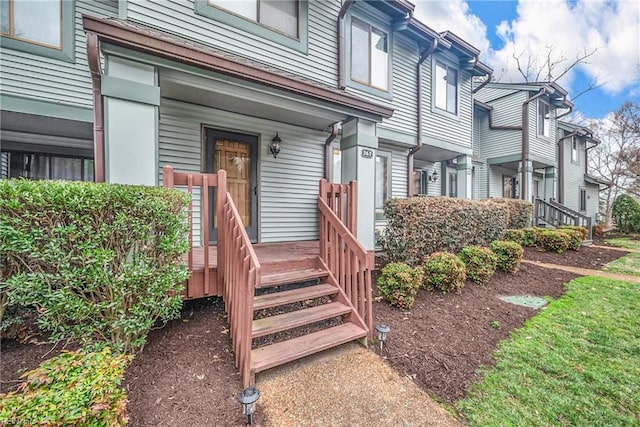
top-left (196, 0), bottom-right (307, 51)
top-left (208, 0), bottom-right (298, 38)
top-left (434, 61), bottom-right (458, 115)
top-left (351, 18), bottom-right (388, 91)
top-left (0, 0), bottom-right (74, 61)
top-left (538, 101), bottom-right (551, 137)
top-left (375, 152), bottom-right (391, 219)
top-left (413, 170), bottom-right (428, 195)
top-left (448, 172), bottom-right (457, 197)
top-left (579, 188), bottom-right (587, 212)
top-left (2, 151), bottom-right (94, 181)
top-left (533, 179), bottom-right (540, 199)
top-left (571, 137), bottom-right (579, 163)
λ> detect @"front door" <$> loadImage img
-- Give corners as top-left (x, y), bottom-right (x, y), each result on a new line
top-left (205, 128), bottom-right (258, 243)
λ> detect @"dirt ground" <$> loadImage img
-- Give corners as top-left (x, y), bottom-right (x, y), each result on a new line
top-left (0, 243), bottom-right (628, 424)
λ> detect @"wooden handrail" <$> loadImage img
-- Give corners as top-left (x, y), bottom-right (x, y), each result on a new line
top-left (319, 179), bottom-right (357, 236)
top-left (318, 193), bottom-right (372, 338)
top-left (222, 191), bottom-right (261, 387)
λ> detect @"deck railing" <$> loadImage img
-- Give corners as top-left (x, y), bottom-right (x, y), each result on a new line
top-left (534, 198), bottom-right (593, 240)
top-left (319, 179), bottom-right (357, 236)
top-left (318, 179), bottom-right (372, 337)
top-left (163, 165), bottom-right (224, 297)
top-left (222, 192), bottom-right (261, 387)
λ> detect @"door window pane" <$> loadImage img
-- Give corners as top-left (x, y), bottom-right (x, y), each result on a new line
top-left (215, 139), bottom-right (252, 226)
top-left (375, 155), bottom-right (389, 211)
top-left (331, 147), bottom-right (342, 184)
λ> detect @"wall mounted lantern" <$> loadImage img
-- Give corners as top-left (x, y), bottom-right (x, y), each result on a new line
top-left (428, 170), bottom-right (438, 182)
top-left (270, 132), bottom-right (282, 158)
top-left (238, 387), bottom-right (260, 425)
top-left (375, 324), bottom-right (391, 351)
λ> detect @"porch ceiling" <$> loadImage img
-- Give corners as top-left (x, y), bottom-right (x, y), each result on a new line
top-left (413, 145), bottom-right (463, 163)
top-left (160, 70), bottom-right (349, 130)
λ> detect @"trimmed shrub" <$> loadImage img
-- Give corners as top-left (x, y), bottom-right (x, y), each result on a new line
top-left (458, 246), bottom-right (497, 285)
top-left (537, 230), bottom-right (572, 253)
top-left (383, 197), bottom-right (511, 265)
top-left (483, 198), bottom-right (533, 229)
top-left (502, 229), bottom-right (525, 245)
top-left (378, 263), bottom-right (423, 310)
top-left (423, 252), bottom-right (467, 293)
top-left (0, 180), bottom-right (190, 353)
top-left (592, 224), bottom-right (604, 238)
top-left (611, 194), bottom-right (640, 233)
top-left (559, 225), bottom-right (588, 241)
top-left (490, 240), bottom-right (524, 273)
top-left (523, 228), bottom-right (539, 246)
top-left (0, 348), bottom-right (130, 426)
top-left (561, 229), bottom-right (584, 251)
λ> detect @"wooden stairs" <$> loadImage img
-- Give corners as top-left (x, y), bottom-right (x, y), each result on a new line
top-left (249, 255), bottom-right (368, 382)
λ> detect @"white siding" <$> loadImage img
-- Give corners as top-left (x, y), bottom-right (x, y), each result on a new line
top-left (159, 98), bottom-right (325, 244)
top-left (0, 0), bottom-right (118, 108)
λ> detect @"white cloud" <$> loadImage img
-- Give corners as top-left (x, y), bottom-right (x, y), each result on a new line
top-left (413, 0), bottom-right (640, 99)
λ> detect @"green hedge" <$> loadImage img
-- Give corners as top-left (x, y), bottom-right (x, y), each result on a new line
top-left (383, 197), bottom-right (531, 265)
top-left (0, 348), bottom-right (130, 426)
top-left (0, 180), bottom-right (190, 353)
top-left (484, 198), bottom-right (534, 229)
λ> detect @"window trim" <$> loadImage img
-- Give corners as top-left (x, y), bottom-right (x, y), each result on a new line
top-left (431, 56), bottom-right (460, 119)
top-left (194, 0), bottom-right (308, 53)
top-left (571, 137), bottom-right (580, 164)
top-left (0, 0), bottom-right (75, 62)
top-left (538, 100), bottom-right (551, 138)
top-left (375, 150), bottom-right (392, 220)
top-left (345, 12), bottom-right (393, 100)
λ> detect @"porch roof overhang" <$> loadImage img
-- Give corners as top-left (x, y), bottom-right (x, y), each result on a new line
top-left (584, 174), bottom-right (610, 188)
top-left (82, 16), bottom-right (394, 122)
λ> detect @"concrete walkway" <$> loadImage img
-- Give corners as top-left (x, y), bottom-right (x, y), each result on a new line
top-left (257, 343), bottom-right (461, 427)
top-left (522, 259), bottom-right (640, 283)
top-left (589, 244), bottom-right (640, 254)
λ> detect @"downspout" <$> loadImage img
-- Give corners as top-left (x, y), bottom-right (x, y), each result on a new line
top-left (556, 96), bottom-right (573, 119)
top-left (556, 129), bottom-right (581, 204)
top-left (520, 87), bottom-right (550, 200)
top-left (407, 39), bottom-right (437, 196)
top-left (324, 123), bottom-right (341, 180)
top-left (86, 32), bottom-right (105, 183)
top-left (472, 71), bottom-right (492, 94)
top-left (338, 0), bottom-right (356, 90)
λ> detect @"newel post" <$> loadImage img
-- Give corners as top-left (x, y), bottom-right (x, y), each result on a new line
top-left (217, 169), bottom-right (227, 288)
top-left (162, 165), bottom-right (174, 188)
top-left (348, 180), bottom-right (357, 237)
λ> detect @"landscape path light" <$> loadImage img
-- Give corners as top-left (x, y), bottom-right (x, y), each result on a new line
top-left (238, 386), bottom-right (260, 425)
top-left (375, 324), bottom-right (390, 351)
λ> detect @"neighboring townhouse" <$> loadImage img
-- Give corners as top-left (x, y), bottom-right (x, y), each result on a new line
top-left (473, 82), bottom-right (573, 203)
top-left (556, 121), bottom-right (603, 222)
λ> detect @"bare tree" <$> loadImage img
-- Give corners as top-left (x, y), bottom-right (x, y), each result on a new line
top-left (588, 101), bottom-right (640, 226)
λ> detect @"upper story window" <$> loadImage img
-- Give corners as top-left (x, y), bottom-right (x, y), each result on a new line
top-left (0, 0), bottom-right (74, 62)
top-left (538, 101), bottom-right (551, 137)
top-left (208, 0), bottom-right (298, 38)
top-left (434, 61), bottom-right (458, 115)
top-left (350, 18), bottom-right (389, 91)
top-left (571, 137), bottom-right (579, 163)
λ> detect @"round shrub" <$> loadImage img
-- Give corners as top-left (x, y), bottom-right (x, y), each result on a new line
top-left (612, 194), bottom-right (640, 233)
top-left (537, 230), bottom-right (571, 253)
top-left (490, 240), bottom-right (524, 273)
top-left (377, 263), bottom-right (423, 310)
top-left (502, 229), bottom-right (525, 245)
top-left (458, 246), bottom-right (497, 285)
top-left (423, 252), bottom-right (466, 293)
top-left (561, 229), bottom-right (584, 251)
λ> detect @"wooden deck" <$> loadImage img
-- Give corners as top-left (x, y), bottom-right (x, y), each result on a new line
top-left (186, 240), bottom-right (320, 299)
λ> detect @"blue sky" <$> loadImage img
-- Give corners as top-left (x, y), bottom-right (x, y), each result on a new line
top-left (413, 0), bottom-right (640, 121)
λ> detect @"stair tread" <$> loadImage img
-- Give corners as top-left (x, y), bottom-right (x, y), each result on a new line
top-left (253, 283), bottom-right (338, 311)
top-left (251, 323), bottom-right (367, 373)
top-left (259, 267), bottom-right (329, 288)
top-left (252, 301), bottom-right (351, 338)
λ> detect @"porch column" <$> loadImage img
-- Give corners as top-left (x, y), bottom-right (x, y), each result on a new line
top-left (340, 118), bottom-right (377, 250)
top-left (518, 160), bottom-right (533, 201)
top-left (456, 155), bottom-right (473, 199)
top-left (103, 56), bottom-right (160, 185)
top-left (544, 166), bottom-right (557, 201)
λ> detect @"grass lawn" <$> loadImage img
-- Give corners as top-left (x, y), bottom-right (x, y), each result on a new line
top-left (605, 237), bottom-right (640, 250)
top-left (605, 252), bottom-right (640, 276)
top-left (457, 276), bottom-right (640, 426)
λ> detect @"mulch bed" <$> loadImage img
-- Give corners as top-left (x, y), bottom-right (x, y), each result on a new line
top-left (0, 241), bottom-right (629, 423)
top-left (523, 244), bottom-right (628, 269)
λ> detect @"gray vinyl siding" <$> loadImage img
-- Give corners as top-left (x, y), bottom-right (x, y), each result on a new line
top-left (421, 54), bottom-right (473, 150)
top-left (0, 0), bottom-right (118, 108)
top-left (125, 0), bottom-right (338, 87)
top-left (159, 98), bottom-right (325, 244)
top-left (474, 91), bottom-right (525, 161)
top-left (561, 135), bottom-right (586, 213)
top-left (528, 101), bottom-right (557, 161)
top-left (474, 162), bottom-right (488, 199)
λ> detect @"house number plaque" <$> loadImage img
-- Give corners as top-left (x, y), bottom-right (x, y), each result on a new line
top-left (361, 149), bottom-right (373, 159)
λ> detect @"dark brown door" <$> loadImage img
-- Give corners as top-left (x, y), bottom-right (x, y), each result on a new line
top-left (205, 129), bottom-right (258, 243)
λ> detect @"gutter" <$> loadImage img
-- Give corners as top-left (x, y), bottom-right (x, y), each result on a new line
top-left (472, 71), bottom-right (492, 94)
top-left (86, 32), bottom-right (105, 183)
top-left (520, 87), bottom-right (552, 200)
top-left (324, 122), bottom-right (341, 180)
top-left (337, 0), bottom-right (356, 90)
top-left (407, 39), bottom-right (438, 196)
